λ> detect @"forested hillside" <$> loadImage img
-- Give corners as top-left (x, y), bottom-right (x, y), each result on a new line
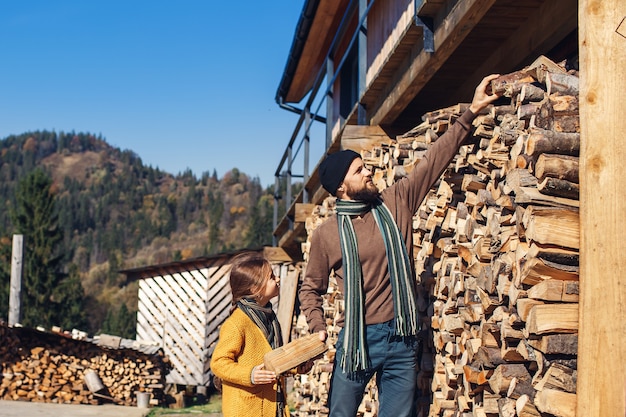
top-left (0, 130), bottom-right (287, 336)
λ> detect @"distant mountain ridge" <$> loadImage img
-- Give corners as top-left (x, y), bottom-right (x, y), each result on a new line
top-left (0, 130), bottom-right (275, 333)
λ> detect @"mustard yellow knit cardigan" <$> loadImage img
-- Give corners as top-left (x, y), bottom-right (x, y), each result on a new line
top-left (210, 308), bottom-right (290, 417)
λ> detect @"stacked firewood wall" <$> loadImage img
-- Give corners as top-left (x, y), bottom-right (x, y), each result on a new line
top-left (292, 56), bottom-right (579, 417)
top-left (0, 323), bottom-right (171, 406)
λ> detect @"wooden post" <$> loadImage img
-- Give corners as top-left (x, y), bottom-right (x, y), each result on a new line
top-left (9, 234), bottom-right (24, 326)
top-left (578, 2), bottom-right (626, 417)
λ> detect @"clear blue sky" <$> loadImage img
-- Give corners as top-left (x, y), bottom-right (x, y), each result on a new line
top-left (0, 1), bottom-right (309, 188)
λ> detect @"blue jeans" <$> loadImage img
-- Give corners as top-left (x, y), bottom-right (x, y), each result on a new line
top-left (328, 320), bottom-right (417, 417)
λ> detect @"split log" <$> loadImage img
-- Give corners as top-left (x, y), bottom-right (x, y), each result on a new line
top-left (526, 279), bottom-right (579, 302)
top-left (521, 206), bottom-right (580, 249)
top-left (527, 334), bottom-right (578, 355)
top-left (526, 304), bottom-right (578, 335)
top-left (534, 388), bottom-right (576, 417)
top-left (488, 364), bottom-right (532, 395)
top-left (264, 333), bottom-right (328, 375)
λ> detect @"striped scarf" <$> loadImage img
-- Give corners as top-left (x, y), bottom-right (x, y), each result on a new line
top-left (336, 198), bottom-right (418, 374)
top-left (237, 298), bottom-right (285, 417)
top-left (237, 298), bottom-right (282, 349)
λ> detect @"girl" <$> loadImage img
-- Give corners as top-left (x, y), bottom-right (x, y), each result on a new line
top-left (210, 252), bottom-right (290, 417)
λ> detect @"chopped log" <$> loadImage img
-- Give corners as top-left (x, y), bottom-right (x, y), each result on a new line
top-left (518, 83), bottom-right (546, 104)
top-left (514, 186), bottom-right (579, 208)
top-left (537, 177), bottom-right (579, 200)
top-left (497, 397), bottom-right (517, 417)
top-left (527, 334), bottom-right (578, 355)
top-left (525, 129), bottom-right (579, 157)
top-left (522, 206), bottom-right (580, 249)
top-left (534, 363), bottom-right (577, 393)
top-left (488, 364), bottom-right (531, 395)
top-left (550, 94), bottom-right (579, 115)
top-left (534, 388), bottom-right (576, 417)
top-left (526, 243), bottom-right (579, 266)
top-left (516, 394), bottom-right (541, 417)
top-left (523, 55), bottom-right (567, 84)
top-left (520, 258), bottom-right (578, 292)
top-left (534, 153), bottom-right (579, 183)
top-left (526, 279), bottom-right (579, 302)
top-left (546, 72), bottom-right (579, 97)
top-left (462, 365), bottom-right (492, 385)
top-left (505, 169), bottom-right (538, 191)
top-left (489, 71), bottom-right (537, 96)
top-left (515, 298), bottom-right (545, 322)
top-left (526, 304), bottom-right (578, 335)
top-left (472, 346), bottom-right (506, 369)
top-left (419, 103), bottom-right (470, 124)
top-left (552, 114), bottom-right (580, 133)
top-left (264, 334), bottom-right (328, 375)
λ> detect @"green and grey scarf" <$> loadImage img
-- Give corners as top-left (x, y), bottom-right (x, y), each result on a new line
top-left (336, 198), bottom-right (418, 374)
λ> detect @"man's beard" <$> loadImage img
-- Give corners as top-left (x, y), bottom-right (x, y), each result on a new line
top-left (347, 184), bottom-right (380, 203)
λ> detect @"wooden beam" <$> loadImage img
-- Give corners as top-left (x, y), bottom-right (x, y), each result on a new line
top-left (578, 2), bottom-right (626, 416)
top-left (369, 0), bottom-right (497, 126)
top-left (9, 234), bottom-right (23, 326)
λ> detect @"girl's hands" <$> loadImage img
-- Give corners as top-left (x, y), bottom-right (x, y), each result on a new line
top-left (251, 364), bottom-right (276, 385)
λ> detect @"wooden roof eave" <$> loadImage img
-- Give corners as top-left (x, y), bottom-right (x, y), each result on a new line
top-left (277, 0), bottom-right (351, 104)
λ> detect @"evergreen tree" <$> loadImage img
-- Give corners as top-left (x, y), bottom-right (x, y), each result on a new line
top-left (0, 235), bottom-right (11, 319)
top-left (10, 169), bottom-right (71, 328)
top-left (244, 194), bottom-right (274, 248)
top-left (101, 303), bottom-right (136, 339)
top-left (52, 264), bottom-right (87, 330)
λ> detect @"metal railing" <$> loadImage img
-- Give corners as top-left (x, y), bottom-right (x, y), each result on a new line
top-left (272, 0), bottom-right (374, 245)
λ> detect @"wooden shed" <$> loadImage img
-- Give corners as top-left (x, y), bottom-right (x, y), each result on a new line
top-left (121, 247), bottom-right (298, 387)
top-left (272, 1), bottom-right (625, 416)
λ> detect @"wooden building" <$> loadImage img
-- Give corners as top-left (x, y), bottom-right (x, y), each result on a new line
top-left (272, 1), bottom-right (625, 416)
top-left (121, 247), bottom-right (297, 387)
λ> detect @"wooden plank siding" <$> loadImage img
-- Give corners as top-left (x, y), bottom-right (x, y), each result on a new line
top-left (137, 270), bottom-right (212, 386)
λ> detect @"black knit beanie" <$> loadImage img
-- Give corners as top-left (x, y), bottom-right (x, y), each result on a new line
top-left (319, 150), bottom-right (360, 196)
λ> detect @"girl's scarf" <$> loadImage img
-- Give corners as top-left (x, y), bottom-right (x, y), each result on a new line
top-left (335, 198), bottom-right (418, 374)
top-left (237, 298), bottom-right (285, 417)
top-left (237, 298), bottom-right (282, 349)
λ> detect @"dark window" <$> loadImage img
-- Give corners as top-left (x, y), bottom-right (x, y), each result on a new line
top-left (339, 44), bottom-right (358, 119)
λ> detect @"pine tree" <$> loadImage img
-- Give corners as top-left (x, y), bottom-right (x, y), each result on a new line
top-left (52, 264), bottom-right (87, 330)
top-left (0, 235), bottom-right (11, 319)
top-left (9, 169), bottom-right (77, 328)
top-left (244, 194), bottom-right (274, 248)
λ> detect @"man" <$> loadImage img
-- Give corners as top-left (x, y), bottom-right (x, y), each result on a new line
top-left (299, 74), bottom-right (501, 416)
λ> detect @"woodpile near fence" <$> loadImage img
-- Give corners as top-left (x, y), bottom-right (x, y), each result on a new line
top-left (291, 56), bottom-right (579, 417)
top-left (0, 322), bottom-right (171, 406)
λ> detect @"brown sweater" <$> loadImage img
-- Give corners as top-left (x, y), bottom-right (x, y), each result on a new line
top-left (299, 110), bottom-right (476, 334)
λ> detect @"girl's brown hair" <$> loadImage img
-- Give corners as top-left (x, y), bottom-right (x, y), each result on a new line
top-left (228, 252), bottom-right (273, 306)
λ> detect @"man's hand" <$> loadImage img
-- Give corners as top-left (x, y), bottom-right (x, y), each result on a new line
top-left (318, 330), bottom-right (327, 342)
top-left (469, 74), bottom-right (502, 114)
